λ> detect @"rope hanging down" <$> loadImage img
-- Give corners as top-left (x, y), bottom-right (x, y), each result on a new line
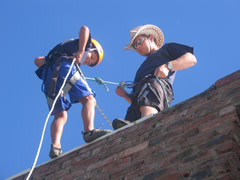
top-left (26, 58), bottom-right (77, 180)
top-left (96, 104), bottom-right (113, 129)
top-left (75, 64), bottom-right (113, 129)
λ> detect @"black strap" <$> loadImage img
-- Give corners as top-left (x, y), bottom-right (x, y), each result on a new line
top-left (47, 56), bottom-right (62, 98)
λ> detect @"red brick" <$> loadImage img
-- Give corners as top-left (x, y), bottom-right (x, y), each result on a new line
top-left (158, 171), bottom-right (190, 180)
top-left (199, 116), bottom-right (231, 132)
top-left (219, 105), bottom-right (236, 117)
top-left (11, 70), bottom-right (240, 180)
top-left (102, 156), bottom-right (131, 172)
top-left (216, 142), bottom-right (233, 154)
top-left (118, 141), bottom-right (148, 158)
top-left (87, 154), bottom-right (117, 171)
top-left (183, 113), bottom-right (217, 130)
top-left (215, 70), bottom-right (240, 87)
top-left (216, 173), bottom-right (235, 180)
top-left (180, 130), bottom-right (217, 149)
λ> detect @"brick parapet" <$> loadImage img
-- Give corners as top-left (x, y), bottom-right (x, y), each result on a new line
top-left (9, 70), bottom-right (240, 180)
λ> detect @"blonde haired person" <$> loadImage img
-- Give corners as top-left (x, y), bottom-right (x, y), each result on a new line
top-left (113, 24), bottom-right (197, 129)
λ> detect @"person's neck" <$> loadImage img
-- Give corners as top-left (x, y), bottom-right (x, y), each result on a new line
top-left (149, 46), bottom-right (159, 54)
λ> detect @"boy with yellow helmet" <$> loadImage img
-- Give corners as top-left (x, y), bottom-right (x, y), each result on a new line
top-left (34, 26), bottom-right (111, 159)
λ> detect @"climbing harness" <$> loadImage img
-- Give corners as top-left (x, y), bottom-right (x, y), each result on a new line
top-left (155, 75), bottom-right (170, 108)
top-left (26, 58), bottom-right (77, 180)
top-left (46, 65), bottom-right (84, 107)
top-left (46, 60), bottom-right (114, 128)
top-left (29, 57), bottom-right (117, 179)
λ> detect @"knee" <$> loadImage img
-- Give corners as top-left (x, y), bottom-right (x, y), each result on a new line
top-left (79, 95), bottom-right (96, 106)
top-left (139, 106), bottom-right (158, 117)
top-left (53, 111), bottom-right (68, 124)
top-left (54, 111), bottom-right (67, 121)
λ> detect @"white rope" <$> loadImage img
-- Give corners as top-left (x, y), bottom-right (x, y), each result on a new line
top-left (26, 58), bottom-right (77, 180)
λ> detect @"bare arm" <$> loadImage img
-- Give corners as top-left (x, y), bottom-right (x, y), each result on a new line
top-left (74, 26), bottom-right (90, 64)
top-left (34, 26), bottom-right (90, 67)
top-left (154, 52), bottom-right (197, 78)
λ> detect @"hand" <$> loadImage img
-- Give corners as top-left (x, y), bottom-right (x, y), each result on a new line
top-left (154, 64), bottom-right (169, 78)
top-left (115, 82), bottom-right (128, 98)
top-left (74, 51), bottom-right (84, 64)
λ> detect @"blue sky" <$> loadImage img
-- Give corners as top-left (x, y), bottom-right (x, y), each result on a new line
top-left (1, 0), bottom-right (240, 179)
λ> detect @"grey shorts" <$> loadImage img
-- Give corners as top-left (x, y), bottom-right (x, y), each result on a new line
top-left (125, 76), bottom-right (173, 122)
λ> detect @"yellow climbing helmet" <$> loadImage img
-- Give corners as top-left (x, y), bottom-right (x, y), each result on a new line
top-left (91, 39), bottom-right (104, 67)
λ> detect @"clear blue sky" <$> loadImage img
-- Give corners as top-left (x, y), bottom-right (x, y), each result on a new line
top-left (1, 0), bottom-right (239, 179)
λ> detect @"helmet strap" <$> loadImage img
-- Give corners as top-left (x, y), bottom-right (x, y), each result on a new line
top-left (90, 48), bottom-right (97, 51)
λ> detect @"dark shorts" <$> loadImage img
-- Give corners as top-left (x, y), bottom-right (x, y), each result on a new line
top-left (125, 76), bottom-right (173, 122)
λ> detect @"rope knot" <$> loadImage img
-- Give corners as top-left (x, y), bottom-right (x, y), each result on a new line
top-left (95, 77), bottom-right (104, 85)
top-left (94, 77), bottom-right (109, 91)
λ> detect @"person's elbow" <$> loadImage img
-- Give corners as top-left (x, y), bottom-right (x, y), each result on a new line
top-left (34, 56), bottom-right (46, 67)
top-left (80, 25), bottom-right (89, 34)
top-left (187, 53), bottom-right (197, 67)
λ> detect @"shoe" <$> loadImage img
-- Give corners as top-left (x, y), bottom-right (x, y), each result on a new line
top-left (112, 118), bottom-right (131, 130)
top-left (82, 129), bottom-right (112, 143)
top-left (49, 144), bottom-right (63, 159)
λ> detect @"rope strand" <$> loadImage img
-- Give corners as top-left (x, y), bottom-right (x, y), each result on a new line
top-left (96, 104), bottom-right (113, 129)
top-left (26, 58), bottom-right (77, 180)
top-left (85, 76), bottom-right (134, 91)
top-left (75, 64), bottom-right (113, 129)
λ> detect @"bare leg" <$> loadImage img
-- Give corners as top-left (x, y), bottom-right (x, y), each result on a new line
top-left (51, 110), bottom-right (67, 149)
top-left (139, 105), bottom-right (158, 118)
top-left (79, 95), bottom-right (96, 132)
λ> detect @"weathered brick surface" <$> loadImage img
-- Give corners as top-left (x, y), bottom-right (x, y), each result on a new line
top-left (9, 70), bottom-right (240, 180)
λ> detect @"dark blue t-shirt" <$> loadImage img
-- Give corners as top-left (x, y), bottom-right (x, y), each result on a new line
top-left (134, 42), bottom-right (194, 85)
top-left (47, 34), bottom-right (92, 58)
top-left (35, 34), bottom-right (92, 80)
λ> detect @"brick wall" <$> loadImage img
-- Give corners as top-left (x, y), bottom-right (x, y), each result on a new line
top-left (10, 70), bottom-right (240, 180)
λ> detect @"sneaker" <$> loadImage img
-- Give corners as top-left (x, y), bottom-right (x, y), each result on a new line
top-left (82, 129), bottom-right (112, 143)
top-left (112, 118), bottom-right (131, 130)
top-left (49, 144), bottom-right (63, 159)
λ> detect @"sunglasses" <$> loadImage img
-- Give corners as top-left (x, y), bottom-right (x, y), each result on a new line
top-left (132, 37), bottom-right (145, 49)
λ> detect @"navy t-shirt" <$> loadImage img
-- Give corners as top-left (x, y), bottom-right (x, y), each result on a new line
top-left (47, 34), bottom-right (92, 57)
top-left (133, 42), bottom-right (194, 85)
top-left (35, 34), bottom-right (92, 80)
